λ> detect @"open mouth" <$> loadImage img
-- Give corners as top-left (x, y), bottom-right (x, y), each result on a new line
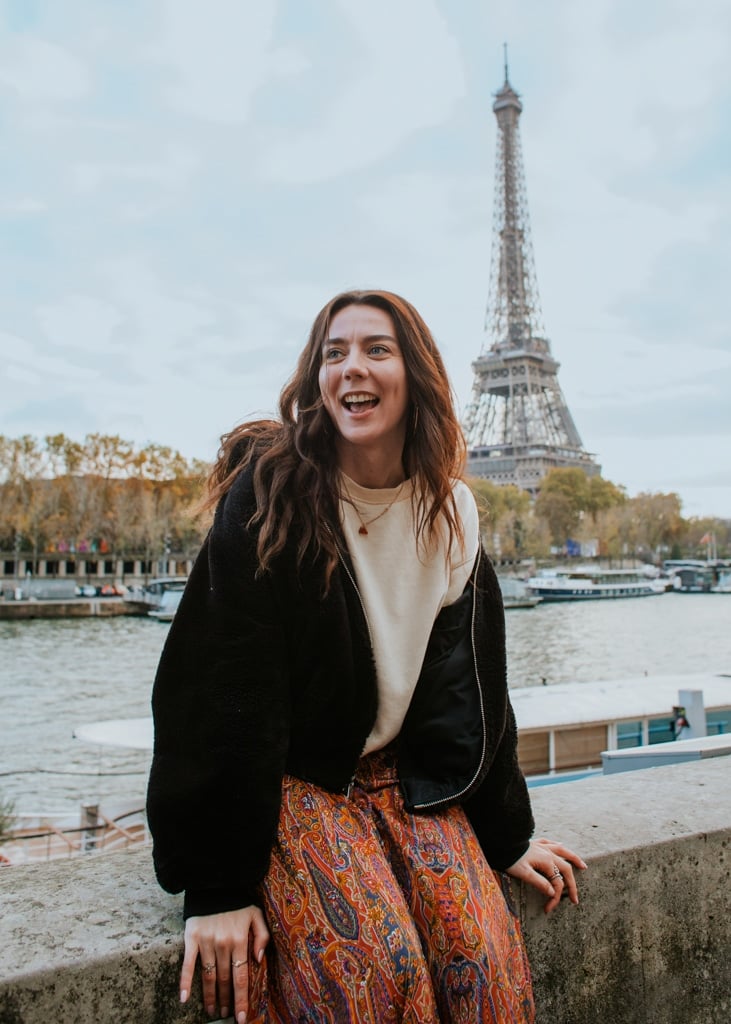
top-left (342, 392), bottom-right (379, 412)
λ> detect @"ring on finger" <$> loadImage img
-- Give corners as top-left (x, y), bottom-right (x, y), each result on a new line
top-left (549, 867), bottom-right (562, 880)
top-left (203, 962), bottom-right (216, 975)
top-left (232, 958), bottom-right (248, 969)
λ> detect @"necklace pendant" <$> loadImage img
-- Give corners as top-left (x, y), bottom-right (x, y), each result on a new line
top-left (358, 525), bottom-right (368, 536)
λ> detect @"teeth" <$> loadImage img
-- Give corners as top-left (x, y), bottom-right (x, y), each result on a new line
top-left (343, 393), bottom-right (377, 405)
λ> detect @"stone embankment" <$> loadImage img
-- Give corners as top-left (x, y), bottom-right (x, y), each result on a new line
top-left (1, 759), bottom-right (729, 1023)
top-left (0, 598), bottom-right (146, 620)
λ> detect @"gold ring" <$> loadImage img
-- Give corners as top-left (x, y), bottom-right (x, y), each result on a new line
top-left (203, 962), bottom-right (216, 975)
top-left (232, 958), bottom-right (248, 969)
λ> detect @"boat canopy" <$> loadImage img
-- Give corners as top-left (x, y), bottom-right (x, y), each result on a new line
top-left (73, 717), bottom-right (153, 750)
top-left (511, 672), bottom-right (731, 732)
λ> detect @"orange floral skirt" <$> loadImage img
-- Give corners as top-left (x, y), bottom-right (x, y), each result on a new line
top-left (249, 749), bottom-right (534, 1023)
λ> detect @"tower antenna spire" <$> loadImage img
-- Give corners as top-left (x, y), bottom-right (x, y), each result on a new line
top-left (462, 63), bottom-right (600, 494)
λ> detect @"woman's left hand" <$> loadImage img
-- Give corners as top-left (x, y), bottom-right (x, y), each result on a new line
top-left (505, 837), bottom-right (587, 913)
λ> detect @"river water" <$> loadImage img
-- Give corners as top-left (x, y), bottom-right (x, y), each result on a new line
top-left (1, 593), bottom-right (730, 815)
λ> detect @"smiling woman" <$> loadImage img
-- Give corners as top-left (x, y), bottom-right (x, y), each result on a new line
top-left (146, 288), bottom-right (586, 1024)
top-left (318, 304), bottom-right (410, 487)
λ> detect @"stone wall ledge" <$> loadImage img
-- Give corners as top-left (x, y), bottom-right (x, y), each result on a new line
top-left (1, 758), bottom-right (729, 1024)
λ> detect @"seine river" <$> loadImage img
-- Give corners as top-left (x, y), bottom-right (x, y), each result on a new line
top-left (1, 593), bottom-right (730, 815)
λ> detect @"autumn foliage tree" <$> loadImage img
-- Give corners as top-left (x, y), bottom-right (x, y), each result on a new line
top-left (533, 468), bottom-right (626, 548)
top-left (0, 433), bottom-right (208, 560)
top-left (468, 467), bottom-right (722, 565)
top-left (2, 435), bottom-right (727, 568)
top-left (468, 478), bottom-right (537, 561)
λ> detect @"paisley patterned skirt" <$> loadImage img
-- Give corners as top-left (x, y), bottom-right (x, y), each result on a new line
top-left (249, 749), bottom-right (534, 1023)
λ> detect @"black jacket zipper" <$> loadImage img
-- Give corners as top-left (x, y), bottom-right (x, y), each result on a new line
top-left (339, 544), bottom-right (489, 811)
top-left (410, 547), bottom-right (488, 810)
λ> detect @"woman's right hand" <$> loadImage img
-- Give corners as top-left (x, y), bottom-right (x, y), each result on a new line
top-left (180, 905), bottom-right (270, 1022)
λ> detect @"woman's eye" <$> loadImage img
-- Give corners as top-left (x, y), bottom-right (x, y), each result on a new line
top-left (324, 347), bottom-right (343, 361)
top-left (369, 344), bottom-right (388, 356)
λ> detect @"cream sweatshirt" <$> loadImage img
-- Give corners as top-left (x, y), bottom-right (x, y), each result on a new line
top-left (338, 473), bottom-right (480, 755)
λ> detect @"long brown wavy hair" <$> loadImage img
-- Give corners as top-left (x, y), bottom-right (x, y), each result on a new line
top-left (202, 289), bottom-right (467, 588)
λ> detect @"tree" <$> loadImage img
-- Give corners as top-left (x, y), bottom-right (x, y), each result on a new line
top-left (627, 492), bottom-right (685, 563)
top-left (534, 469), bottom-right (588, 546)
top-left (467, 478), bottom-right (532, 560)
top-left (586, 476), bottom-right (626, 523)
top-left (534, 469), bottom-right (626, 550)
top-left (0, 433), bottom-right (209, 563)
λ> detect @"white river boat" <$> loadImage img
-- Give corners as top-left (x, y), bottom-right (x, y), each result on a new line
top-left (526, 566), bottom-right (666, 602)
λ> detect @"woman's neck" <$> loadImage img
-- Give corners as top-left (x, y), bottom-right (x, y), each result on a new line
top-left (336, 447), bottom-right (406, 489)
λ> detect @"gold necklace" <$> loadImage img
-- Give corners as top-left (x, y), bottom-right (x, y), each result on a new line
top-left (341, 478), bottom-right (405, 536)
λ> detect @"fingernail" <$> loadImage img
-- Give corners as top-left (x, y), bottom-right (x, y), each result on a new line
top-left (257, 948), bottom-right (264, 963)
top-left (207, 1005), bottom-right (215, 1017)
top-left (238, 1012), bottom-right (247, 1023)
top-left (221, 1007), bottom-right (229, 1019)
top-left (180, 989), bottom-right (188, 1003)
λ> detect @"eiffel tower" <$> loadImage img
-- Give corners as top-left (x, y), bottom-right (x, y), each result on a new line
top-left (464, 55), bottom-right (600, 494)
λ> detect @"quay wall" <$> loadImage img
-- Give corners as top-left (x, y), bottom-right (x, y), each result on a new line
top-left (0, 553), bottom-right (194, 590)
top-left (0, 759), bottom-right (729, 1024)
top-left (0, 598), bottom-right (141, 620)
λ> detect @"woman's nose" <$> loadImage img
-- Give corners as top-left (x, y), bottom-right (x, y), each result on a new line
top-left (343, 349), bottom-right (367, 377)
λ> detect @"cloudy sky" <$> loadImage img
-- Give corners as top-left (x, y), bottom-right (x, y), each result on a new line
top-left (0, 0), bottom-right (729, 517)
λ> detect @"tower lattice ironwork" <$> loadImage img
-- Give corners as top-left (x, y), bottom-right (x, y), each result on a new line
top-left (464, 58), bottom-right (599, 493)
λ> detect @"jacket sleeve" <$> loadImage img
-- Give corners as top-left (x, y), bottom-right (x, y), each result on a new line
top-left (146, 470), bottom-right (290, 918)
top-left (460, 551), bottom-right (535, 871)
top-left (461, 698), bottom-right (534, 870)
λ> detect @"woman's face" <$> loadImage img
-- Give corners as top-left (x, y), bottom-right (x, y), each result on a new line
top-left (318, 304), bottom-right (410, 468)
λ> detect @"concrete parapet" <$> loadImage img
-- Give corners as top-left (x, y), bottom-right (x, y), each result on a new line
top-left (525, 756), bottom-right (730, 1024)
top-left (0, 759), bottom-right (729, 1024)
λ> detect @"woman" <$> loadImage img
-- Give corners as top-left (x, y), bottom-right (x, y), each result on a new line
top-left (147, 289), bottom-right (585, 1024)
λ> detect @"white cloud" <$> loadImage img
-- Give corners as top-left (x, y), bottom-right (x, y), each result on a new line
top-left (70, 144), bottom-right (201, 194)
top-left (35, 295), bottom-right (124, 355)
top-left (0, 328), bottom-right (99, 383)
top-left (0, 34), bottom-right (91, 101)
top-left (261, 0), bottom-right (467, 181)
top-left (599, 433), bottom-right (731, 518)
top-left (147, 0), bottom-right (308, 123)
top-left (0, 197), bottom-right (46, 215)
top-left (357, 173), bottom-right (469, 243)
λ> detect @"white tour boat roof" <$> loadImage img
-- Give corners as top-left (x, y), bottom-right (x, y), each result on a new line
top-left (73, 673), bottom-right (731, 751)
top-left (73, 717), bottom-right (154, 750)
top-left (511, 672), bottom-right (731, 732)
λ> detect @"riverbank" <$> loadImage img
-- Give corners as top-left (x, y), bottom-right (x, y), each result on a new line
top-left (0, 598), bottom-right (147, 620)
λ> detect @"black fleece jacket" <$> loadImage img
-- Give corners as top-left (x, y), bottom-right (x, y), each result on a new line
top-left (146, 465), bottom-right (534, 919)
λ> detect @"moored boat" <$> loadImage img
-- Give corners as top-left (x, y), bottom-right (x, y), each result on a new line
top-left (526, 566), bottom-right (666, 601)
top-left (498, 575), bottom-right (542, 609)
top-left (147, 587), bottom-right (184, 621)
top-left (513, 671), bottom-right (731, 777)
top-left (123, 576), bottom-right (187, 617)
top-left (36, 673), bottom-right (728, 840)
top-left (711, 571), bottom-right (731, 594)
